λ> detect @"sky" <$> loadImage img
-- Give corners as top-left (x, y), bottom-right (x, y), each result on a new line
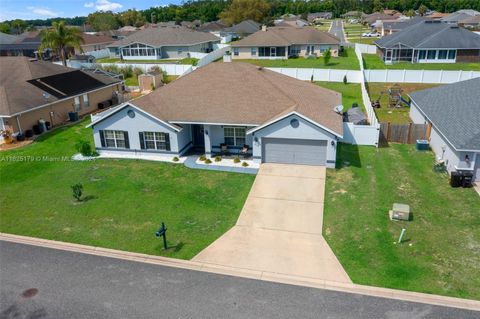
top-left (0, 0), bottom-right (182, 22)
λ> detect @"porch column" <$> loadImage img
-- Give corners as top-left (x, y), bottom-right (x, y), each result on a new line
top-left (285, 46), bottom-right (288, 58)
top-left (15, 115), bottom-right (22, 133)
top-left (203, 124), bottom-right (212, 157)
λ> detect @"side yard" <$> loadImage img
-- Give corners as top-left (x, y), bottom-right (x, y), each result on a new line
top-left (324, 143), bottom-right (480, 300)
top-left (366, 83), bottom-right (440, 123)
top-left (363, 53), bottom-right (480, 71)
top-left (315, 81), bottom-right (364, 111)
top-left (0, 119), bottom-right (255, 259)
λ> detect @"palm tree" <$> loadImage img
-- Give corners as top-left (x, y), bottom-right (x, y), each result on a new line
top-left (40, 21), bottom-right (84, 66)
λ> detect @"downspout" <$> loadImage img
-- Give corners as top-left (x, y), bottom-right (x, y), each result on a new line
top-left (15, 115), bottom-right (22, 133)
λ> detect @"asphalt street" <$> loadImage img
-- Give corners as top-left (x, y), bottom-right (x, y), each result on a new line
top-left (329, 20), bottom-right (346, 42)
top-left (0, 241), bottom-right (478, 319)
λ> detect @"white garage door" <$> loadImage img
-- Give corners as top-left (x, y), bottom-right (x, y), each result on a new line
top-left (262, 138), bottom-right (328, 166)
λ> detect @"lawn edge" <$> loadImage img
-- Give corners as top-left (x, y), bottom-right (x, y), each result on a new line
top-left (2, 232), bottom-right (479, 311)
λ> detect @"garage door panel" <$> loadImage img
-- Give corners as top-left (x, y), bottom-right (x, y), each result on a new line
top-left (263, 138), bottom-right (327, 166)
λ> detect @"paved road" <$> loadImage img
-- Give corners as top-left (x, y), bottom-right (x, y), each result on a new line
top-left (329, 20), bottom-right (346, 42)
top-left (1, 241), bottom-right (478, 319)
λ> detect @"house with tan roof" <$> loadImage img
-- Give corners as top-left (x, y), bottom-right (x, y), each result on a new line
top-left (230, 26), bottom-right (340, 60)
top-left (88, 63), bottom-right (344, 167)
top-left (107, 26), bottom-right (220, 60)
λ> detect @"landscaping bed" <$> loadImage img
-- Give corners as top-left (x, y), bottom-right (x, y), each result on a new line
top-left (0, 119), bottom-right (255, 260)
top-left (363, 53), bottom-right (480, 71)
top-left (324, 143), bottom-right (480, 300)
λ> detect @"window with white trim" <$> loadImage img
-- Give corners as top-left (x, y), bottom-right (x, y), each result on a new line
top-left (82, 94), bottom-right (89, 107)
top-left (74, 96), bottom-right (81, 111)
top-left (438, 50), bottom-right (448, 60)
top-left (104, 130), bottom-right (126, 148)
top-left (233, 48), bottom-right (239, 56)
top-left (448, 50), bottom-right (456, 60)
top-left (251, 47), bottom-right (257, 56)
top-left (224, 127), bottom-right (246, 146)
top-left (143, 132), bottom-right (168, 150)
top-left (427, 50), bottom-right (436, 60)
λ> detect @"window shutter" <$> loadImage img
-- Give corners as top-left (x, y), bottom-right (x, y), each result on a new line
top-left (139, 132), bottom-right (145, 149)
top-left (99, 130), bottom-right (106, 147)
top-left (123, 131), bottom-right (130, 149)
top-left (164, 133), bottom-right (171, 151)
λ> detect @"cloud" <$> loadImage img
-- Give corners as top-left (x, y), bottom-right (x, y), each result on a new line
top-left (27, 7), bottom-right (59, 18)
top-left (86, 0), bottom-right (123, 11)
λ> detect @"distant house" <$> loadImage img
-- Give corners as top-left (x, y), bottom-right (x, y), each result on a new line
top-left (459, 15), bottom-right (480, 31)
top-left (374, 20), bottom-right (480, 64)
top-left (274, 18), bottom-right (310, 28)
top-left (107, 26), bottom-right (220, 60)
top-left (222, 20), bottom-right (261, 40)
top-left (0, 31), bottom-right (52, 59)
top-left (307, 12), bottom-right (333, 22)
top-left (0, 57), bottom-right (122, 136)
top-left (409, 78), bottom-right (480, 182)
top-left (231, 26), bottom-right (340, 60)
top-left (363, 12), bottom-right (400, 26)
top-left (197, 21), bottom-right (230, 43)
top-left (426, 12), bottom-right (449, 20)
top-left (77, 33), bottom-right (115, 54)
top-left (442, 10), bottom-right (480, 24)
top-left (342, 11), bottom-right (365, 19)
top-left (381, 17), bottom-right (427, 36)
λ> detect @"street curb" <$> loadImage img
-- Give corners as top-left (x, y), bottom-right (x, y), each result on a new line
top-left (1, 233), bottom-right (479, 311)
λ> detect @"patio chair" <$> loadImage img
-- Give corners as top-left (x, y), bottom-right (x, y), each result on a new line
top-left (220, 143), bottom-right (228, 156)
top-left (240, 144), bottom-right (249, 158)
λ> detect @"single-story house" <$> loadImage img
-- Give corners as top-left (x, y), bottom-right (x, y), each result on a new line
top-left (342, 11), bottom-right (365, 19)
top-left (231, 26), bottom-right (340, 59)
top-left (459, 15), bottom-right (480, 31)
top-left (196, 20), bottom-right (231, 43)
top-left (380, 16), bottom-right (426, 36)
top-left (0, 31), bottom-right (52, 59)
top-left (76, 33), bottom-right (115, 54)
top-left (441, 10), bottom-right (480, 24)
top-left (307, 12), bottom-right (333, 23)
top-left (409, 78), bottom-right (480, 182)
top-left (222, 20), bottom-right (261, 40)
top-left (0, 57), bottom-right (122, 136)
top-left (363, 13), bottom-right (400, 26)
top-left (107, 26), bottom-right (220, 60)
top-left (274, 18), bottom-right (310, 28)
top-left (375, 20), bottom-right (480, 64)
top-left (88, 62), bottom-right (344, 167)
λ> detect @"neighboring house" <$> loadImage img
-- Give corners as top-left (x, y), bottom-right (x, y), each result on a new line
top-left (0, 31), bottom-right (51, 59)
top-left (374, 20), bottom-right (480, 64)
top-left (222, 20), bottom-right (261, 40)
top-left (427, 12), bottom-right (449, 20)
top-left (381, 16), bottom-right (427, 36)
top-left (231, 26), bottom-right (340, 59)
top-left (181, 20), bottom-right (202, 29)
top-left (459, 15), bottom-right (480, 31)
top-left (70, 54), bottom-right (96, 64)
top-left (88, 62), bottom-right (344, 167)
top-left (107, 26), bottom-right (220, 60)
top-left (307, 12), bottom-right (333, 22)
top-left (274, 18), bottom-right (310, 28)
top-left (0, 57), bottom-right (122, 135)
top-left (442, 10), bottom-right (480, 24)
top-left (342, 11), bottom-right (365, 19)
top-left (363, 13), bottom-right (400, 26)
top-left (77, 33), bottom-right (115, 54)
top-left (197, 20), bottom-right (231, 43)
top-left (409, 78), bottom-right (480, 182)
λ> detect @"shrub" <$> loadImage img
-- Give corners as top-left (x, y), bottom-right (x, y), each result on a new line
top-left (172, 156), bottom-right (179, 162)
top-left (75, 140), bottom-right (93, 156)
top-left (233, 157), bottom-right (241, 163)
top-left (199, 155), bottom-right (207, 161)
top-left (343, 75), bottom-right (348, 84)
top-left (242, 161), bottom-right (249, 167)
top-left (214, 156), bottom-right (222, 162)
top-left (133, 67), bottom-right (143, 78)
top-left (71, 183), bottom-right (83, 201)
top-left (323, 48), bottom-right (331, 66)
top-left (120, 65), bottom-right (133, 79)
top-left (204, 158), bottom-right (212, 164)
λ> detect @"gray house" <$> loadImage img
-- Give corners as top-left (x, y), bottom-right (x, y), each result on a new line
top-left (88, 63), bottom-right (344, 167)
top-left (409, 78), bottom-right (480, 182)
top-left (107, 26), bottom-right (220, 60)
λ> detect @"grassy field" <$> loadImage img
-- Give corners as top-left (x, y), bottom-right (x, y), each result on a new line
top-left (315, 82), bottom-right (364, 110)
top-left (366, 83), bottom-right (440, 123)
top-left (324, 143), bottom-right (480, 300)
top-left (363, 54), bottom-right (480, 71)
top-left (234, 48), bottom-right (360, 70)
top-left (343, 22), bottom-right (372, 43)
top-left (314, 20), bottom-right (333, 31)
top-left (0, 119), bottom-right (255, 259)
top-left (97, 57), bottom-right (199, 65)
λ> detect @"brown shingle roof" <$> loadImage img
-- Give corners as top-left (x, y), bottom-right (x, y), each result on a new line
top-left (0, 57), bottom-right (119, 116)
top-left (107, 26), bottom-right (220, 48)
top-left (81, 33), bottom-right (115, 45)
top-left (131, 63), bottom-right (343, 135)
top-left (231, 27), bottom-right (340, 47)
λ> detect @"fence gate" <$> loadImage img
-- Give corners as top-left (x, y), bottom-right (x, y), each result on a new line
top-left (379, 122), bottom-right (428, 146)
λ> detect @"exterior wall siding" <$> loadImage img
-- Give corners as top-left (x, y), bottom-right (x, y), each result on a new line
top-left (456, 49), bottom-right (480, 63)
top-left (251, 114), bottom-right (338, 167)
top-left (409, 103), bottom-right (427, 124)
top-left (232, 44), bottom-right (339, 59)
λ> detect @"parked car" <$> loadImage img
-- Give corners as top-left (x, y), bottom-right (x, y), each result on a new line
top-left (362, 31), bottom-right (381, 37)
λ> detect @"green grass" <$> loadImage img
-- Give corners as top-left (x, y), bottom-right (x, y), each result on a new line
top-left (349, 37), bottom-right (377, 45)
top-left (363, 53), bottom-right (480, 71)
top-left (234, 48), bottom-right (360, 70)
top-left (315, 81), bottom-right (364, 110)
top-left (124, 76), bottom-right (138, 86)
top-left (343, 22), bottom-right (371, 43)
top-left (366, 83), bottom-right (440, 123)
top-left (324, 144), bottom-right (480, 300)
top-left (0, 119), bottom-right (255, 259)
top-left (96, 57), bottom-right (199, 65)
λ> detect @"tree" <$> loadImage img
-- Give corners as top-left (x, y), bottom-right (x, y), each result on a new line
top-left (0, 23), bottom-right (10, 34)
top-left (323, 48), bottom-right (331, 66)
top-left (39, 21), bottom-right (84, 66)
top-left (87, 11), bottom-right (119, 31)
top-left (418, 4), bottom-right (428, 16)
top-left (10, 19), bottom-right (28, 34)
top-left (71, 183), bottom-right (83, 202)
top-left (219, 0), bottom-right (270, 25)
top-left (373, 0), bottom-right (385, 13)
top-left (405, 9), bottom-right (415, 17)
top-left (118, 9), bottom-right (146, 27)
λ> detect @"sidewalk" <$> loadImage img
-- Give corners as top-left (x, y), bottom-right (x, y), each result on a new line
top-left (1, 233), bottom-right (479, 312)
top-left (183, 156), bottom-right (258, 174)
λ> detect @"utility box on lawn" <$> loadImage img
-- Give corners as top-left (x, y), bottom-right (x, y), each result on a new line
top-left (389, 203), bottom-right (411, 221)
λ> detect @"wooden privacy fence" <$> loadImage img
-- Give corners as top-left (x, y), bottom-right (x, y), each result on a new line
top-left (379, 122), bottom-right (429, 145)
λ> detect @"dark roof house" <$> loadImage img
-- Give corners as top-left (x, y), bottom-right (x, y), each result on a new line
top-left (223, 20), bottom-right (261, 37)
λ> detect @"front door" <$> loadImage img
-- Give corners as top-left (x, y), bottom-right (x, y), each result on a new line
top-left (192, 124), bottom-right (205, 148)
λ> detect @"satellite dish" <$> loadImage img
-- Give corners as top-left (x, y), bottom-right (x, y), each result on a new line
top-left (333, 105), bottom-right (344, 114)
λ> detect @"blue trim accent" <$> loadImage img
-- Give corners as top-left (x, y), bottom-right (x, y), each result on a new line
top-left (96, 147), bottom-right (177, 155)
top-left (178, 141), bottom-right (193, 154)
top-left (326, 160), bottom-right (336, 163)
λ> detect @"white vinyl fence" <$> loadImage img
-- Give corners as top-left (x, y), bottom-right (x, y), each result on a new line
top-left (364, 69), bottom-right (480, 84)
top-left (73, 62), bottom-right (193, 76)
top-left (197, 46), bottom-right (230, 67)
top-left (355, 43), bottom-right (377, 54)
top-left (266, 68), bottom-right (363, 83)
top-left (84, 48), bottom-right (110, 59)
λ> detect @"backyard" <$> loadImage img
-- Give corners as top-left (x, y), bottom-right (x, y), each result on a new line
top-left (125, 74), bottom-right (178, 86)
top-left (363, 53), bottom-right (480, 71)
top-left (97, 57), bottom-right (199, 65)
top-left (366, 83), bottom-right (440, 123)
top-left (0, 119), bottom-right (255, 260)
top-left (315, 81), bottom-right (364, 110)
top-left (324, 143), bottom-right (480, 300)
top-left (234, 48), bottom-right (360, 70)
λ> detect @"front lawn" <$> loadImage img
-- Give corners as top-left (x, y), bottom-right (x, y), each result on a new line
top-left (234, 48), bottom-right (360, 70)
top-left (315, 82), bottom-right (364, 110)
top-left (366, 83), bottom-right (440, 123)
top-left (96, 57), bottom-right (199, 65)
top-left (0, 119), bottom-right (255, 259)
top-left (363, 53), bottom-right (480, 71)
top-left (324, 144), bottom-right (480, 300)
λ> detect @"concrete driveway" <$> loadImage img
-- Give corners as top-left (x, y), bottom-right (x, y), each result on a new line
top-left (193, 164), bottom-right (351, 283)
